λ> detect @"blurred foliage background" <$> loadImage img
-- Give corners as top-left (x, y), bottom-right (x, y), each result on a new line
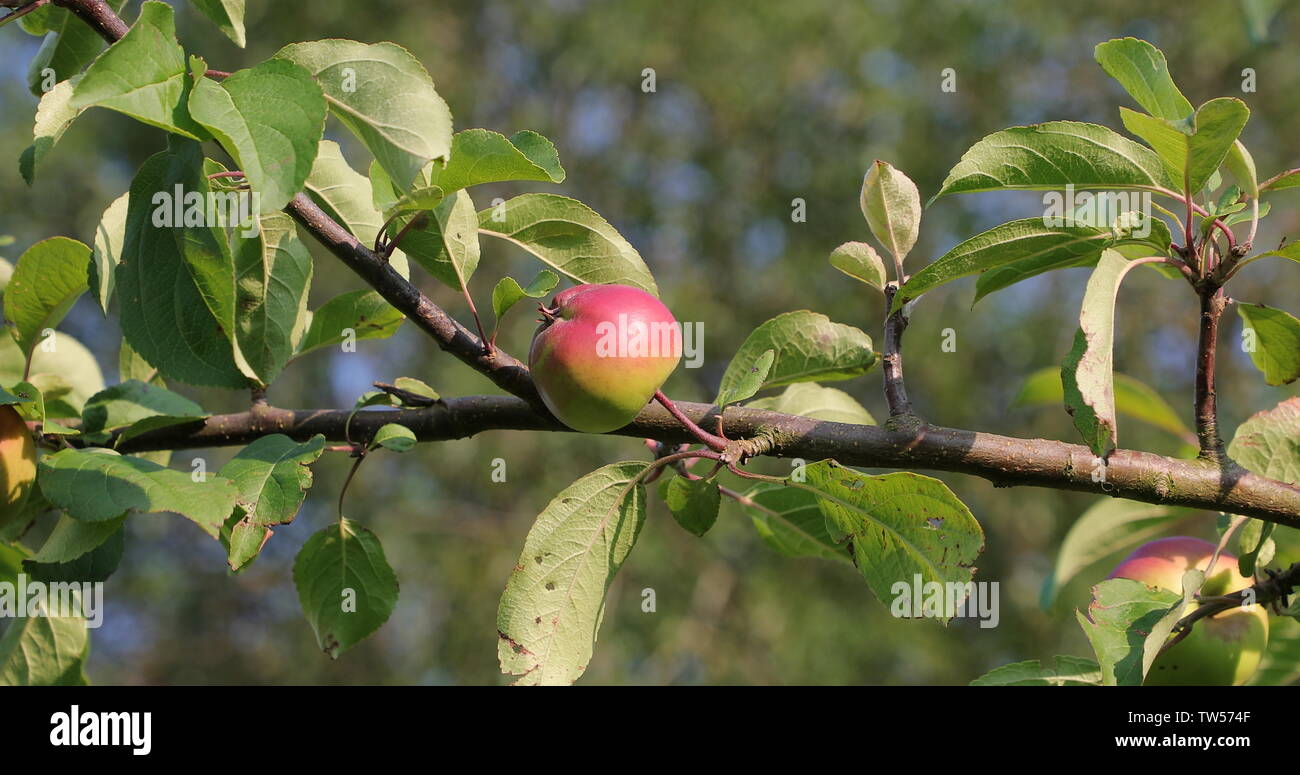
top-left (1, 0), bottom-right (1298, 685)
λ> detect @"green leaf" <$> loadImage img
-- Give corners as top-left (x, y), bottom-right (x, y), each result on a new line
top-left (1261, 169), bottom-right (1300, 193)
top-left (89, 192), bottom-right (128, 315)
top-left (739, 481), bottom-right (850, 563)
top-left (1093, 38), bottom-right (1193, 121)
top-left (828, 241), bottom-right (888, 292)
top-left (662, 476), bottom-right (720, 536)
top-left (38, 448), bottom-right (239, 538)
top-left (371, 423), bottom-right (416, 453)
top-left (293, 518), bottom-right (399, 659)
top-left (188, 58), bottom-right (326, 213)
top-left (32, 513), bottom-right (126, 564)
top-left (894, 219), bottom-right (1167, 311)
top-left (491, 270), bottom-right (559, 329)
top-left (219, 434), bottom-right (324, 571)
top-left (497, 461), bottom-right (649, 685)
top-left (1061, 250), bottom-right (1140, 457)
top-left (715, 349), bottom-right (774, 407)
top-left (0, 332), bottom-right (104, 417)
top-left (1237, 518), bottom-right (1275, 577)
top-left (970, 656), bottom-right (1103, 686)
top-left (80, 379), bottom-right (203, 436)
top-left (19, 75), bottom-right (84, 185)
top-left (118, 139), bottom-right (252, 388)
top-left (1141, 569), bottom-right (1204, 681)
top-left (1041, 499), bottom-right (1179, 608)
top-left (799, 460), bottom-right (983, 619)
top-left (230, 212), bottom-right (314, 385)
top-left (477, 193), bottom-right (658, 295)
top-left (407, 189), bottom-right (480, 291)
top-left (1251, 617), bottom-right (1300, 685)
top-left (303, 140), bottom-right (409, 278)
top-left (0, 614), bottom-right (88, 686)
top-left (391, 377), bottom-right (439, 403)
top-left (69, 1), bottom-right (207, 139)
top-left (860, 160), bottom-right (921, 263)
top-left (932, 121), bottom-right (1176, 202)
top-left (715, 311), bottom-right (878, 406)
top-left (1012, 366), bottom-right (1192, 441)
top-left (423, 128), bottom-right (565, 193)
top-left (1119, 98), bottom-right (1249, 194)
top-left (297, 290), bottom-right (404, 356)
top-left (1076, 577), bottom-right (1182, 686)
top-left (1225, 141), bottom-right (1259, 198)
top-left (23, 1), bottom-right (124, 97)
top-left (1228, 398), bottom-right (1300, 484)
top-left (187, 0), bottom-right (245, 47)
top-left (746, 382), bottom-right (875, 425)
top-left (4, 236), bottom-right (90, 361)
top-left (275, 39), bottom-right (453, 190)
top-left (1237, 303), bottom-right (1300, 386)
top-left (25, 522), bottom-right (125, 583)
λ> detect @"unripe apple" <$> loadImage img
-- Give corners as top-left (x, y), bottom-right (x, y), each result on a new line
top-left (1108, 536), bottom-right (1268, 686)
top-left (0, 404), bottom-right (36, 526)
top-left (529, 284), bottom-right (681, 433)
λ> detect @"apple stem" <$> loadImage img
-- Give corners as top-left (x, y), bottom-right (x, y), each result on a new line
top-left (654, 390), bottom-right (727, 452)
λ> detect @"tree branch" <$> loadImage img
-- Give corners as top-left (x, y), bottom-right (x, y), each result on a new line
top-left (881, 284), bottom-right (914, 420)
top-left (105, 394), bottom-right (1300, 527)
top-left (51, 0), bottom-right (126, 40)
top-left (1194, 287), bottom-right (1227, 460)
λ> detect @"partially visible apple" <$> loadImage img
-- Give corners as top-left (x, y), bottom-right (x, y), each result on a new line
top-left (1108, 536), bottom-right (1269, 686)
top-left (529, 284), bottom-right (681, 433)
top-left (0, 404), bottom-right (36, 528)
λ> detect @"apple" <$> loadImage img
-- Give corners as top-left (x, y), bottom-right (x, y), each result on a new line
top-left (1108, 536), bottom-right (1269, 686)
top-left (0, 404), bottom-right (36, 527)
top-left (529, 284), bottom-right (681, 433)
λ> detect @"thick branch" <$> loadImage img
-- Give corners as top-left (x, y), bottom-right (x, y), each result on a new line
top-left (109, 395), bottom-right (1300, 527)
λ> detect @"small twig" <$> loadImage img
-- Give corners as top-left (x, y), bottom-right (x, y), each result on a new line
top-left (205, 69), bottom-right (231, 79)
top-left (0, 0), bottom-right (49, 27)
top-left (654, 390), bottom-right (727, 452)
top-left (881, 283), bottom-right (914, 420)
top-left (1162, 561), bottom-right (1300, 655)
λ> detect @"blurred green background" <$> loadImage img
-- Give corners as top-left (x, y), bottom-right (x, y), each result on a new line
top-left (1, 0), bottom-right (1298, 685)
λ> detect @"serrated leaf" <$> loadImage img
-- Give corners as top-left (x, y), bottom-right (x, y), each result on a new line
top-left (828, 241), bottom-right (887, 291)
top-left (1093, 38), bottom-right (1193, 121)
top-left (1061, 250), bottom-right (1141, 457)
top-left (69, 1), bottom-right (207, 139)
top-left (187, 0), bottom-right (245, 47)
top-left (293, 518), bottom-right (399, 659)
top-left (1228, 398), bottom-right (1300, 484)
top-left (497, 461), bottom-right (649, 685)
top-left (0, 614), bottom-right (88, 686)
top-left (1076, 577), bottom-right (1182, 686)
top-left (1119, 98), bottom-right (1249, 195)
top-left (419, 189), bottom-right (480, 290)
top-left (1237, 303), bottom-right (1300, 386)
top-left (303, 141), bottom-right (410, 279)
top-left (860, 160), bottom-right (921, 263)
top-left (19, 74), bottom-right (83, 185)
top-left (739, 481), bottom-right (850, 563)
top-left (970, 655), bottom-right (1102, 686)
top-left (118, 139), bottom-right (252, 388)
top-left (932, 121), bottom-right (1176, 202)
top-left (276, 39), bottom-right (453, 189)
top-left (662, 476), bottom-right (719, 536)
top-left (4, 236), bottom-right (90, 361)
top-left (231, 212), bottom-right (314, 385)
top-left (746, 382), bottom-right (875, 425)
top-left (38, 448), bottom-right (239, 538)
top-left (1012, 366), bottom-right (1192, 441)
top-left (477, 193), bottom-right (658, 295)
top-left (296, 290), bottom-right (404, 356)
top-left (371, 423), bottom-right (416, 452)
top-left (715, 311), bottom-right (877, 405)
top-left (715, 349), bottom-right (774, 407)
top-left (188, 58), bottom-right (326, 213)
top-left (219, 434), bottom-right (324, 570)
top-left (799, 460), bottom-right (983, 619)
top-left (423, 128), bottom-right (565, 193)
top-left (894, 219), bottom-right (1167, 311)
top-left (89, 192), bottom-right (128, 315)
top-left (80, 379), bottom-right (203, 436)
top-left (491, 270), bottom-right (559, 328)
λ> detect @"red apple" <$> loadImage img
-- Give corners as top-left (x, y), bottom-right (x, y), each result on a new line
top-left (529, 284), bottom-right (681, 433)
top-left (1108, 536), bottom-right (1269, 686)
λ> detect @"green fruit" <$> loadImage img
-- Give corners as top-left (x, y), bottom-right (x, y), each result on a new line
top-left (1109, 536), bottom-right (1269, 686)
top-left (529, 284), bottom-right (681, 433)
